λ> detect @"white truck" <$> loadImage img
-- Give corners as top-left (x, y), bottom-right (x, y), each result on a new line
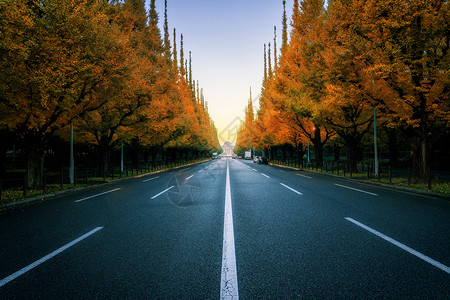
top-left (244, 151), bottom-right (252, 160)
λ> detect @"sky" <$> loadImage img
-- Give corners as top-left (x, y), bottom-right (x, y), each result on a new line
top-left (150, 0), bottom-right (294, 145)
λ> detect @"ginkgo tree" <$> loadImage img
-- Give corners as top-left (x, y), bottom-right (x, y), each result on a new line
top-left (0, 0), bottom-right (220, 186)
top-left (0, 0), bottom-right (124, 186)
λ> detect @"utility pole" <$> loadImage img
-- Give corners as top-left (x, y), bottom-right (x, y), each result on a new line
top-left (374, 108), bottom-right (379, 177)
top-left (121, 142), bottom-right (124, 173)
top-left (307, 139), bottom-right (310, 163)
top-left (70, 122), bottom-right (74, 184)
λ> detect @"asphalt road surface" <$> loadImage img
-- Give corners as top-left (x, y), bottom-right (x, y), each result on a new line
top-left (0, 158), bottom-right (449, 299)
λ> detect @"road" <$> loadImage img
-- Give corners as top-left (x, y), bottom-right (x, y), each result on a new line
top-left (0, 158), bottom-right (449, 299)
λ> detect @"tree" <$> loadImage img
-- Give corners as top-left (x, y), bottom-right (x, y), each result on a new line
top-left (0, 0), bottom-right (122, 186)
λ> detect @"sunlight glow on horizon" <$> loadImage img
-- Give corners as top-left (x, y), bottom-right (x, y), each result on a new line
top-left (152, 0), bottom-right (294, 145)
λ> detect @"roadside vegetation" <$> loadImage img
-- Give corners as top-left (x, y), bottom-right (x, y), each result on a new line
top-left (0, 0), bottom-right (222, 200)
top-left (235, 0), bottom-right (450, 186)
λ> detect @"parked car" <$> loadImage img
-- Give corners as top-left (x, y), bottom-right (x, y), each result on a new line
top-left (253, 156), bottom-right (261, 163)
top-left (258, 157), bottom-right (269, 165)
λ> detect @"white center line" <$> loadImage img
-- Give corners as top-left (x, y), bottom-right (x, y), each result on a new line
top-left (150, 186), bottom-right (174, 199)
top-left (74, 188), bottom-right (121, 203)
top-left (280, 183), bottom-right (303, 195)
top-left (261, 173), bottom-right (270, 178)
top-left (345, 218), bottom-right (450, 274)
top-left (185, 175), bottom-right (194, 180)
top-left (0, 227), bottom-right (103, 288)
top-left (334, 183), bottom-right (378, 196)
top-left (220, 159), bottom-right (239, 299)
top-left (296, 173), bottom-right (312, 179)
top-left (143, 176), bottom-right (159, 182)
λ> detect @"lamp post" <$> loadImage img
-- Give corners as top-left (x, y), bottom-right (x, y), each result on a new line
top-left (307, 139), bottom-right (310, 163)
top-left (121, 142), bottom-right (124, 173)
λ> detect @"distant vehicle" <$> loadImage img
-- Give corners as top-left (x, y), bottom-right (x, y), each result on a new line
top-left (245, 151), bottom-right (252, 160)
top-left (238, 156), bottom-right (242, 159)
top-left (259, 157), bottom-right (269, 165)
top-left (253, 156), bottom-right (261, 163)
top-left (212, 152), bottom-right (218, 159)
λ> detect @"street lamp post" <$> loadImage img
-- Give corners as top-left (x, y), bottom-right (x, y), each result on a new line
top-left (121, 142), bottom-right (124, 173)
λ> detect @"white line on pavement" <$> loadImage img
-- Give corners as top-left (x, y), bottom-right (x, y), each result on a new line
top-left (143, 176), bottom-right (159, 182)
top-left (345, 218), bottom-right (450, 274)
top-left (199, 170), bottom-right (204, 173)
top-left (334, 183), bottom-right (378, 196)
top-left (252, 168), bottom-right (257, 172)
top-left (74, 188), bottom-right (121, 203)
top-left (0, 227), bottom-right (104, 288)
top-left (296, 173), bottom-right (312, 179)
top-left (220, 159), bottom-right (239, 299)
top-left (150, 186), bottom-right (174, 199)
top-left (261, 173), bottom-right (270, 178)
top-left (280, 183), bottom-right (303, 195)
top-left (185, 175), bottom-right (194, 180)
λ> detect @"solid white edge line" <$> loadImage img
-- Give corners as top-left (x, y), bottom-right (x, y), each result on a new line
top-left (0, 227), bottom-right (104, 288)
top-left (185, 175), bottom-right (194, 180)
top-left (150, 186), bottom-right (174, 199)
top-left (280, 183), bottom-right (303, 195)
top-left (220, 159), bottom-right (239, 299)
top-left (261, 173), bottom-right (270, 178)
top-left (335, 183), bottom-right (378, 196)
top-left (296, 173), bottom-right (312, 179)
top-left (345, 218), bottom-right (450, 274)
top-left (143, 176), bottom-right (159, 182)
top-left (74, 188), bottom-right (120, 203)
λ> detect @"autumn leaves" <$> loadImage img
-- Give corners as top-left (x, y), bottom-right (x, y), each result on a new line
top-left (0, 0), bottom-right (220, 186)
top-left (236, 0), bottom-right (449, 182)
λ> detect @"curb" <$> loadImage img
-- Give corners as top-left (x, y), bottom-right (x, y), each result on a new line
top-left (1, 159), bottom-right (210, 211)
top-left (269, 163), bottom-right (450, 201)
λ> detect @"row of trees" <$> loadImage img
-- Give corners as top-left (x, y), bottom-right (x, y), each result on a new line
top-left (236, 0), bottom-right (449, 183)
top-left (0, 0), bottom-right (221, 186)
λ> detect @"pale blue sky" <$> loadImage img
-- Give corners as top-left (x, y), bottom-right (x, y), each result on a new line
top-left (151, 0), bottom-right (294, 144)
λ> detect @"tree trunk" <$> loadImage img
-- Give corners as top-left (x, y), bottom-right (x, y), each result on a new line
top-left (344, 136), bottom-right (362, 173)
top-left (410, 129), bottom-right (430, 183)
top-left (97, 137), bottom-right (111, 178)
top-left (334, 143), bottom-right (340, 162)
top-left (385, 127), bottom-right (399, 168)
top-left (312, 126), bottom-right (324, 167)
top-left (26, 146), bottom-right (46, 188)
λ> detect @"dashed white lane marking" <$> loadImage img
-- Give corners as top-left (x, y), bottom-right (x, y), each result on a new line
top-left (252, 168), bottom-right (257, 172)
top-left (334, 183), bottom-right (378, 196)
top-left (296, 173), bottom-right (312, 179)
top-left (0, 227), bottom-right (104, 288)
top-left (143, 176), bottom-right (159, 182)
top-left (261, 173), bottom-right (270, 178)
top-left (280, 183), bottom-right (303, 195)
top-left (150, 186), bottom-right (174, 199)
top-left (74, 188), bottom-right (121, 203)
top-left (199, 170), bottom-right (204, 173)
top-left (345, 218), bottom-right (450, 274)
top-left (220, 159), bottom-right (239, 299)
top-left (185, 175), bottom-right (194, 180)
